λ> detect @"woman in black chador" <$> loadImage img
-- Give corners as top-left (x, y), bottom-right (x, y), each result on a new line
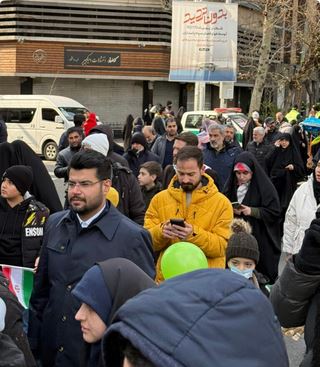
top-left (0, 140), bottom-right (62, 213)
top-left (266, 133), bottom-right (305, 232)
top-left (224, 152), bottom-right (281, 283)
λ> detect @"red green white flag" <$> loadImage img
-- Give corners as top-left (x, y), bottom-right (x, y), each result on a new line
top-left (1, 264), bottom-right (34, 309)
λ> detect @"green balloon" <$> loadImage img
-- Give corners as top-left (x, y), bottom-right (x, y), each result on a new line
top-left (161, 242), bottom-right (208, 280)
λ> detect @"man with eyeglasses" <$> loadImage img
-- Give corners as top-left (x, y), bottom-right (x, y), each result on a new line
top-left (28, 150), bottom-right (155, 367)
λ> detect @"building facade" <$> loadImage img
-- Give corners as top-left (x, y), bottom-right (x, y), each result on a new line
top-left (2, 0), bottom-right (313, 127)
top-left (0, 0), bottom-right (178, 127)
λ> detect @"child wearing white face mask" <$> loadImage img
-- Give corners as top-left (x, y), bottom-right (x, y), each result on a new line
top-left (226, 219), bottom-right (270, 296)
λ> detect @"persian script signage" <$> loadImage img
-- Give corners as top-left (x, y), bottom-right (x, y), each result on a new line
top-left (64, 48), bottom-right (121, 69)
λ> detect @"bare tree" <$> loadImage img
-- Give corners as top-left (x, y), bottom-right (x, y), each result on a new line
top-left (246, 0), bottom-right (320, 114)
top-left (249, 1), bottom-right (278, 114)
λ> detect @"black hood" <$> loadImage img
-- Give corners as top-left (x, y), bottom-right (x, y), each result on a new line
top-left (98, 258), bottom-right (155, 326)
top-left (72, 258), bottom-right (155, 327)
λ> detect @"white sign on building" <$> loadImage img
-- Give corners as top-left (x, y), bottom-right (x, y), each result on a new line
top-left (169, 1), bottom-right (238, 82)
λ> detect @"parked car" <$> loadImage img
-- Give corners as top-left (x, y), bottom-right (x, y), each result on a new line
top-left (180, 108), bottom-right (248, 144)
top-left (0, 95), bottom-right (88, 160)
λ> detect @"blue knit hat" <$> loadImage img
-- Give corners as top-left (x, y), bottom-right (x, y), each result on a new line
top-left (72, 265), bottom-right (112, 325)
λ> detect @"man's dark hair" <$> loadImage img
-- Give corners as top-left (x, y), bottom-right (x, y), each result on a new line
top-left (140, 161), bottom-right (162, 181)
top-left (68, 150), bottom-right (112, 180)
top-left (74, 113), bottom-right (86, 127)
top-left (175, 132), bottom-right (198, 146)
top-left (66, 126), bottom-right (84, 139)
top-left (264, 117), bottom-right (275, 125)
top-left (165, 117), bottom-right (176, 127)
top-left (159, 106), bottom-right (166, 114)
top-left (122, 339), bottom-right (155, 367)
top-left (225, 122), bottom-right (236, 132)
top-left (175, 146), bottom-right (203, 168)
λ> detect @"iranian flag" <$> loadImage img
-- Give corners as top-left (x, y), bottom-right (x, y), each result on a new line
top-left (1, 264), bottom-right (34, 309)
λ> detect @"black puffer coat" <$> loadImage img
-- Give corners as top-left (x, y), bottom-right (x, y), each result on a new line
top-left (271, 260), bottom-right (320, 367)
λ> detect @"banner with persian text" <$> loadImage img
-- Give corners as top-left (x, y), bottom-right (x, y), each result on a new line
top-left (169, 1), bottom-right (238, 82)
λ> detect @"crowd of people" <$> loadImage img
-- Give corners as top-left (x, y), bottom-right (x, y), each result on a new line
top-left (1, 102), bottom-right (320, 366)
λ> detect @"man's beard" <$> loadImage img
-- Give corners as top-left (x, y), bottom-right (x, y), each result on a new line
top-left (70, 144), bottom-right (81, 151)
top-left (210, 141), bottom-right (218, 149)
top-left (181, 179), bottom-right (201, 192)
top-left (69, 194), bottom-right (103, 216)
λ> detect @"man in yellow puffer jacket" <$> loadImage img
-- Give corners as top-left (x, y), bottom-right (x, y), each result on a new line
top-left (145, 146), bottom-right (233, 282)
top-left (285, 105), bottom-right (301, 124)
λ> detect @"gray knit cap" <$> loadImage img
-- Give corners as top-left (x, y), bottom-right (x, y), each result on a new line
top-left (226, 219), bottom-right (260, 264)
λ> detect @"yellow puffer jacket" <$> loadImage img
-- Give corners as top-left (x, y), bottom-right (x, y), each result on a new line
top-left (144, 173), bottom-right (233, 282)
top-left (285, 109), bottom-right (300, 123)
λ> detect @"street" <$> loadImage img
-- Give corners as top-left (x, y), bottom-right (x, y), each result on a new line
top-left (43, 158), bottom-right (306, 367)
top-left (44, 160), bottom-right (65, 206)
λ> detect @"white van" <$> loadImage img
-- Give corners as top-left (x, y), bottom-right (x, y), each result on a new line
top-left (0, 95), bottom-right (88, 160)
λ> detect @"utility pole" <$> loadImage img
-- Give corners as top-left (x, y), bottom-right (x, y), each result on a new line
top-left (220, 0), bottom-right (234, 108)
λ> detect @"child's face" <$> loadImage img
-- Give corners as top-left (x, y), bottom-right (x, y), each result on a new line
top-left (138, 168), bottom-right (155, 187)
top-left (227, 257), bottom-right (256, 272)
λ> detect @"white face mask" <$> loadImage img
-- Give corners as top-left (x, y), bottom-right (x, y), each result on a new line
top-left (252, 112), bottom-right (260, 120)
top-left (230, 265), bottom-right (253, 280)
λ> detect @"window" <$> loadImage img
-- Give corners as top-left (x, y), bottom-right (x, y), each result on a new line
top-left (42, 108), bottom-right (59, 122)
top-left (185, 114), bottom-right (203, 129)
top-left (59, 107), bottom-right (87, 121)
top-left (0, 108), bottom-right (35, 123)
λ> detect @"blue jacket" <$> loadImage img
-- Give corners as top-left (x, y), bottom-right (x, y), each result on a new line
top-left (28, 203), bottom-right (155, 367)
top-left (102, 269), bottom-right (289, 367)
top-left (203, 142), bottom-right (242, 188)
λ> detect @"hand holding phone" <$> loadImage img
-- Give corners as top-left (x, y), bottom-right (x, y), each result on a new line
top-left (170, 218), bottom-right (185, 227)
top-left (231, 202), bottom-right (243, 210)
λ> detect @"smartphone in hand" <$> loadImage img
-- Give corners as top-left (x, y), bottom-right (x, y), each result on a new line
top-left (231, 202), bottom-right (243, 210)
top-left (170, 218), bottom-right (185, 227)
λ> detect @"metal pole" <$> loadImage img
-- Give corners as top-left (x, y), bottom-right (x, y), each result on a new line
top-left (193, 0), bottom-right (205, 111)
top-left (220, 0), bottom-right (233, 108)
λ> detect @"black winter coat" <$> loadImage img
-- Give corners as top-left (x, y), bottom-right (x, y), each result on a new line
top-left (246, 140), bottom-right (274, 171)
top-left (271, 260), bottom-right (320, 367)
top-left (54, 147), bottom-right (80, 181)
top-left (0, 273), bottom-right (35, 366)
top-left (0, 197), bottom-right (49, 268)
top-left (111, 162), bottom-right (146, 225)
top-left (0, 333), bottom-right (26, 367)
top-left (0, 119), bottom-right (7, 143)
top-left (28, 204), bottom-right (155, 367)
top-left (123, 149), bottom-right (160, 177)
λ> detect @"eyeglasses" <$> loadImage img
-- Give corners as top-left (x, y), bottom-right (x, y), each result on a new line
top-left (67, 180), bottom-right (104, 189)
